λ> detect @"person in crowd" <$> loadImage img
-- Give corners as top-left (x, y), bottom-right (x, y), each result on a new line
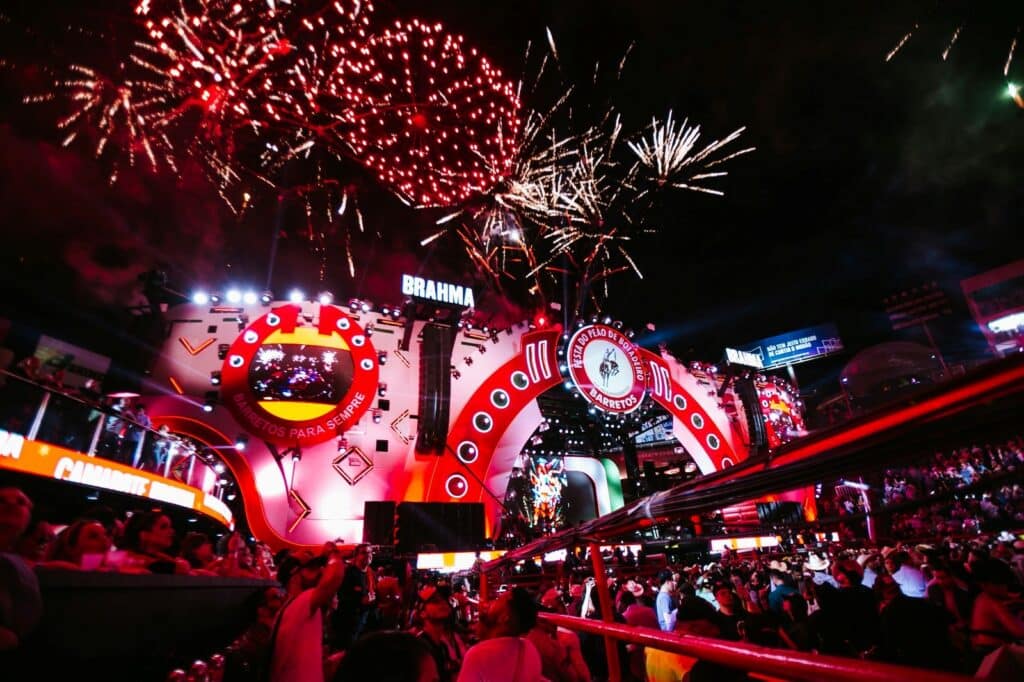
top-left (417, 587), bottom-right (468, 682)
top-left (99, 397), bottom-right (128, 462)
top-left (0, 487), bottom-right (42, 654)
top-left (874, 573), bottom-right (958, 671)
top-left (857, 551), bottom-right (879, 588)
top-left (655, 569), bottom-right (678, 632)
top-left (120, 510), bottom-right (189, 574)
top-left (969, 557), bottom-right (1024, 656)
top-left (458, 587), bottom-right (544, 682)
top-left (13, 515), bottom-right (56, 566)
top-left (926, 558), bottom-right (974, 629)
top-left (713, 583), bottom-right (746, 641)
top-left (620, 580), bottom-right (659, 630)
top-left (767, 569), bottom-right (797, 613)
top-left (646, 599), bottom-right (723, 682)
top-left (222, 586), bottom-right (286, 681)
top-left (804, 552), bottom-right (838, 588)
top-left (332, 543), bottom-right (375, 649)
top-left (535, 588), bottom-right (591, 682)
top-left (819, 558), bottom-right (878, 655)
top-left (150, 425), bottom-right (174, 474)
top-left (269, 545), bottom-right (346, 682)
top-left (179, 531), bottom-right (217, 572)
top-left (777, 593), bottom-right (815, 651)
top-left (124, 403), bottom-right (150, 466)
top-left (334, 631), bottom-right (440, 682)
top-left (744, 570), bottom-right (767, 613)
top-left (80, 504), bottom-right (125, 548)
top-left (884, 550), bottom-right (928, 599)
top-left (41, 519), bottom-right (112, 569)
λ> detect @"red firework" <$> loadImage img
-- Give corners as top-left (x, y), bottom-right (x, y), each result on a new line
top-left (339, 19), bottom-right (521, 207)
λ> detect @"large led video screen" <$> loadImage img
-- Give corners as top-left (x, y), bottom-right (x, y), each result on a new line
top-left (249, 344), bottom-right (353, 404)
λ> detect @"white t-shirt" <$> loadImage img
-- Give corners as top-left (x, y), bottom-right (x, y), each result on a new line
top-left (270, 590), bottom-right (324, 682)
top-left (457, 636), bottom-right (546, 682)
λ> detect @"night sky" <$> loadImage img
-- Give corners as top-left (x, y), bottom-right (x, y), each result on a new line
top-left (1, 1), bottom-right (1022, 395)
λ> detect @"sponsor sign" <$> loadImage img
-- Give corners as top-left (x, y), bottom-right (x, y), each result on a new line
top-left (401, 274), bottom-right (476, 308)
top-left (220, 304), bottom-right (378, 447)
top-left (738, 323), bottom-right (844, 370)
top-left (724, 347), bottom-right (764, 369)
top-left (0, 437), bottom-right (233, 528)
top-left (566, 325), bottom-right (646, 414)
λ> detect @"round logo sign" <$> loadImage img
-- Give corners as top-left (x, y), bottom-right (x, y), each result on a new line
top-left (220, 304), bottom-right (378, 446)
top-left (566, 325), bottom-right (647, 414)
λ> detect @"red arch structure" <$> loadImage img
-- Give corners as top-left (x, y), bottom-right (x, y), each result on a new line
top-left (429, 329), bottom-right (562, 521)
top-left (429, 330), bottom-right (747, 529)
top-left (640, 348), bottom-right (741, 471)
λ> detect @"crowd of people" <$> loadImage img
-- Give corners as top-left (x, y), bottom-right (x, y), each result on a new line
top-left (881, 438), bottom-right (1024, 507)
top-left (3, 476), bottom-right (1024, 681)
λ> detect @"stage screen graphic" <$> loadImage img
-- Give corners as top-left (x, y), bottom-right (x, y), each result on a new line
top-left (249, 344), bottom-right (353, 404)
top-left (528, 456), bottom-right (567, 531)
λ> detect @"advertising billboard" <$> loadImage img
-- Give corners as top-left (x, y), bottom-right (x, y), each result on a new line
top-left (739, 323), bottom-right (844, 370)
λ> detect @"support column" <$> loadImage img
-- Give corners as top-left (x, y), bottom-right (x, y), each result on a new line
top-left (589, 542), bottom-right (621, 682)
top-left (27, 392), bottom-right (50, 441)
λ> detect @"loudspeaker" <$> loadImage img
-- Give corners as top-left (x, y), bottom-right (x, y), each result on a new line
top-left (395, 502), bottom-right (484, 552)
top-left (362, 501), bottom-right (396, 545)
top-left (416, 324), bottom-right (456, 454)
top-left (735, 377), bottom-right (769, 453)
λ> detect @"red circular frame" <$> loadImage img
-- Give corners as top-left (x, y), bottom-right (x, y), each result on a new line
top-left (566, 324), bottom-right (647, 414)
top-left (220, 304), bottom-right (379, 446)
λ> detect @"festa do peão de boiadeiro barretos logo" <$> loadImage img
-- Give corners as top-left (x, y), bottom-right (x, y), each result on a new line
top-left (566, 325), bottom-right (647, 414)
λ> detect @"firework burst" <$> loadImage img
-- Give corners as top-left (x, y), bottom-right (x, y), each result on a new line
top-left (340, 19), bottom-right (521, 207)
top-left (885, 6), bottom-right (1024, 81)
top-left (26, 64), bottom-right (177, 184)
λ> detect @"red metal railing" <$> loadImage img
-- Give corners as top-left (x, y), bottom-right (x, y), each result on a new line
top-left (537, 612), bottom-right (970, 682)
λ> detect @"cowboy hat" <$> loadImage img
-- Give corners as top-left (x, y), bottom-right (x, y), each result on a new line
top-left (805, 553), bottom-right (830, 572)
top-left (855, 551), bottom-right (876, 567)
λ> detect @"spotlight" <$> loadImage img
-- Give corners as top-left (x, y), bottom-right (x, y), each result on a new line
top-left (192, 291), bottom-right (210, 305)
top-left (372, 409), bottom-right (382, 424)
top-left (226, 493), bottom-right (237, 501)
top-left (377, 382), bottom-right (388, 397)
top-left (337, 436), bottom-right (349, 451)
top-left (209, 294), bottom-right (221, 304)
top-left (210, 371), bottom-right (221, 386)
top-left (203, 391), bottom-right (219, 413)
top-left (234, 434), bottom-right (248, 451)
top-left (378, 351), bottom-right (388, 365)
top-left (217, 343), bottom-right (230, 360)
top-left (242, 291), bottom-right (258, 305)
top-left (226, 289), bottom-right (242, 304)
top-left (360, 302), bottom-right (370, 313)
top-left (259, 290), bottom-right (273, 305)
top-left (349, 299), bottom-right (360, 312)
top-left (213, 463), bottom-right (226, 474)
top-left (288, 289), bottom-right (305, 303)
top-left (391, 308), bottom-right (400, 319)
top-left (318, 291), bottom-right (334, 305)
top-left (202, 402), bottom-right (214, 413)
top-left (381, 306), bottom-right (390, 316)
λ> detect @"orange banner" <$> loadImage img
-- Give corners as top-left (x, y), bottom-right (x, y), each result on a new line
top-left (0, 430), bottom-right (233, 529)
